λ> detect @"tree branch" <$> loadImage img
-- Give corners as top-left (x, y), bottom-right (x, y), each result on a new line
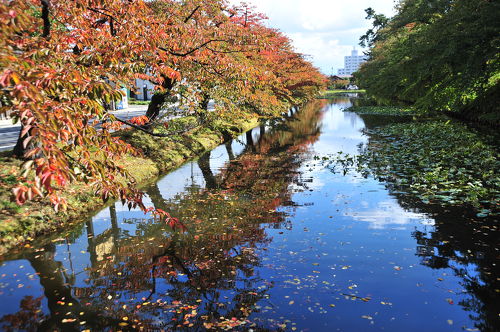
top-left (87, 7), bottom-right (120, 36)
top-left (205, 46), bottom-right (258, 54)
top-left (184, 5), bottom-right (200, 23)
top-left (192, 59), bottom-right (225, 77)
top-left (41, 0), bottom-right (51, 38)
top-left (114, 117), bottom-right (201, 137)
top-left (158, 39), bottom-right (226, 57)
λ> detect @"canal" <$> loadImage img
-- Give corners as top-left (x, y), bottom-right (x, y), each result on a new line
top-left (0, 97), bottom-right (497, 331)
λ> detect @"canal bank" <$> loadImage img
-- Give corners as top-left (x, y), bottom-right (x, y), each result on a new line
top-left (0, 115), bottom-right (260, 255)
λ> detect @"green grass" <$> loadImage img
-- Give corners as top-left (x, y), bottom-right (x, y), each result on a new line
top-left (128, 100), bottom-right (150, 105)
top-left (319, 89), bottom-right (366, 98)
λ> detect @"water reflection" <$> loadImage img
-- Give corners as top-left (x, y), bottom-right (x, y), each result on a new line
top-left (0, 97), bottom-right (498, 331)
top-left (412, 216), bottom-right (499, 332)
top-left (345, 109), bottom-right (499, 331)
top-left (0, 100), bottom-right (327, 331)
top-left (344, 199), bottom-right (435, 229)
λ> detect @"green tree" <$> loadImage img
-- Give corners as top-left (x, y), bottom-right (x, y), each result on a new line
top-left (356, 0), bottom-right (500, 122)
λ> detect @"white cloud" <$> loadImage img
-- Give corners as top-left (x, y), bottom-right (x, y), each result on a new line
top-left (288, 32), bottom-right (353, 75)
top-left (228, 0), bottom-right (397, 73)
top-left (345, 200), bottom-right (435, 229)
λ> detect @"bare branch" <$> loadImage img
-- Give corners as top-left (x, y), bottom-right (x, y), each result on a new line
top-left (184, 5), bottom-right (200, 23)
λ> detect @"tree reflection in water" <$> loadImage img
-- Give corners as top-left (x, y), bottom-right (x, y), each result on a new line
top-left (0, 100), bottom-right (326, 331)
top-left (411, 210), bottom-right (499, 332)
top-left (351, 111), bottom-right (500, 332)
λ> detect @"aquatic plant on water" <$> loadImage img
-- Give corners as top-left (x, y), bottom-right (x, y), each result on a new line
top-left (321, 121), bottom-right (499, 216)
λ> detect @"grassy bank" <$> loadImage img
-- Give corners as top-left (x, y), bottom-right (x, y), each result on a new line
top-left (0, 116), bottom-right (259, 255)
top-left (128, 99), bottom-right (151, 105)
top-left (319, 89), bottom-right (366, 98)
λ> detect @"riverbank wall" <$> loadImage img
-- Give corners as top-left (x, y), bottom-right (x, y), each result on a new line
top-left (0, 117), bottom-right (260, 255)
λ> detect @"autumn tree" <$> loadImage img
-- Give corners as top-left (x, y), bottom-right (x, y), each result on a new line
top-left (0, 0), bottom-right (325, 219)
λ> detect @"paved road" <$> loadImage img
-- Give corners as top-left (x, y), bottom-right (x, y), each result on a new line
top-left (0, 125), bottom-right (21, 152)
top-left (0, 106), bottom-right (148, 152)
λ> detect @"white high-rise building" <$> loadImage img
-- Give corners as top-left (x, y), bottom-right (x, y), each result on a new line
top-left (338, 49), bottom-right (368, 77)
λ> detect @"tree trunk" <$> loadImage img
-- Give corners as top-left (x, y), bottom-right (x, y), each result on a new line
top-left (145, 92), bottom-right (167, 122)
top-left (12, 126), bottom-right (26, 157)
top-left (145, 183), bottom-right (170, 212)
top-left (200, 93), bottom-right (210, 111)
top-left (41, 0), bottom-right (51, 38)
top-left (198, 92), bottom-right (210, 123)
top-left (246, 131), bottom-right (255, 152)
top-left (12, 124), bottom-right (39, 159)
top-left (225, 140), bottom-right (235, 161)
top-left (197, 151), bottom-right (217, 189)
top-left (145, 76), bottom-right (175, 123)
top-left (259, 124), bottom-right (265, 137)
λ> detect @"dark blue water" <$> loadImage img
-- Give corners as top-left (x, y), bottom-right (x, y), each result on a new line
top-left (0, 98), bottom-right (497, 331)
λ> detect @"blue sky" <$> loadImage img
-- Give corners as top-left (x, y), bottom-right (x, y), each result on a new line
top-left (229, 0), bottom-right (396, 74)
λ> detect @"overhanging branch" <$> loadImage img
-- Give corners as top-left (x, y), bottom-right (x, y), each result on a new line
top-left (184, 5), bottom-right (200, 23)
top-left (158, 39), bottom-right (226, 57)
top-left (114, 117), bottom-right (201, 138)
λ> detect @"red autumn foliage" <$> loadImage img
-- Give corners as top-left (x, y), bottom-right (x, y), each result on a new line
top-left (0, 0), bottom-right (326, 228)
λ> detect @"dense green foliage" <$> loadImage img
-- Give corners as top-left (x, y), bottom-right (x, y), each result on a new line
top-left (346, 105), bottom-right (417, 116)
top-left (356, 0), bottom-right (500, 121)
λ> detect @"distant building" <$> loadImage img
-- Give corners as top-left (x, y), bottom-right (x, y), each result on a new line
top-left (130, 78), bottom-right (155, 101)
top-left (337, 49), bottom-right (368, 77)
